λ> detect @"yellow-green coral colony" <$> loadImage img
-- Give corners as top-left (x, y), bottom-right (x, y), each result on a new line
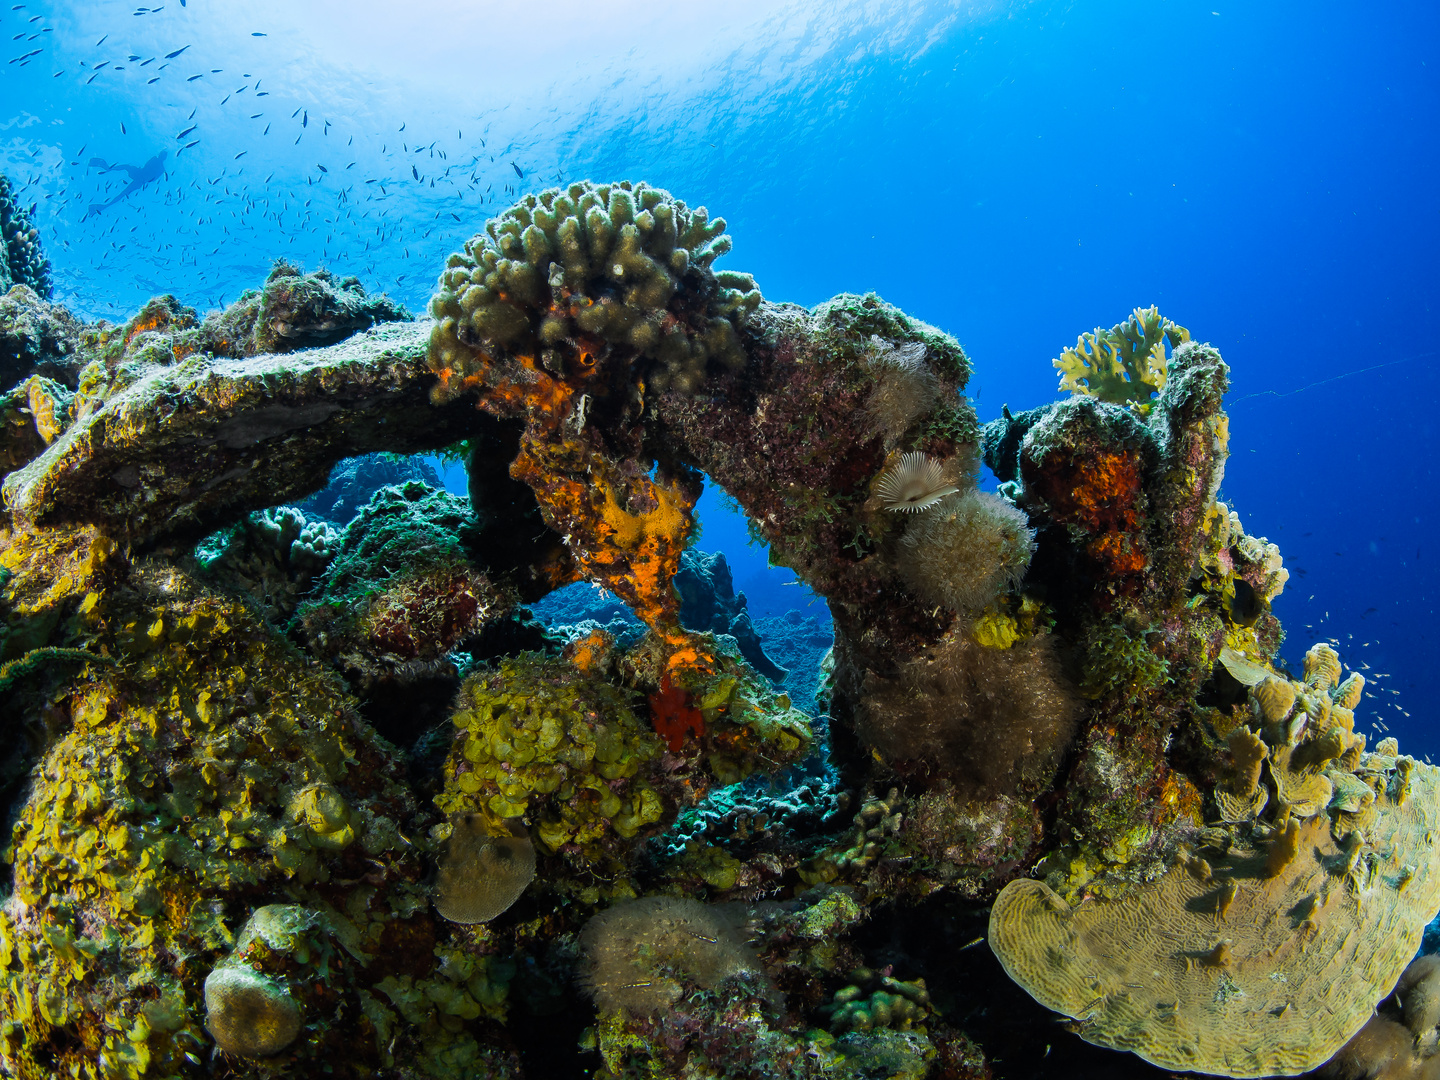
top-left (428, 180), bottom-right (763, 398)
top-left (1053, 304), bottom-right (1190, 414)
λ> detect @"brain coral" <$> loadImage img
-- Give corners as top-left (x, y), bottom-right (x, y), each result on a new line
top-left (203, 964), bottom-right (303, 1058)
top-left (988, 739), bottom-right (1440, 1077)
top-left (428, 179), bottom-right (761, 401)
top-left (433, 813), bottom-right (537, 924)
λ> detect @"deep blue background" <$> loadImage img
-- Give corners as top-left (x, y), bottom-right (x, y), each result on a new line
top-left (2, 0), bottom-right (1435, 751)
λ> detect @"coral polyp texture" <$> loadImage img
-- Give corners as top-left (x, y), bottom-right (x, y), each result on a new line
top-left (1, 182), bottom-right (1436, 1080)
top-left (0, 174), bottom-right (52, 301)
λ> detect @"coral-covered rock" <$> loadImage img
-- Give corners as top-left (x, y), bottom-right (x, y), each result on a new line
top-left (198, 260), bottom-right (411, 357)
top-left (2, 321), bottom-right (478, 546)
top-left (294, 480), bottom-right (514, 685)
top-left (0, 285), bottom-right (85, 391)
top-left (676, 549), bottom-right (788, 682)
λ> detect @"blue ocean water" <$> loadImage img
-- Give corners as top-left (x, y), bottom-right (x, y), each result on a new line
top-left (2, 0), bottom-right (1435, 751)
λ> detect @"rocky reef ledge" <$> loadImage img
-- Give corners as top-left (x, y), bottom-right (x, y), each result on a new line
top-left (0, 180), bottom-right (1434, 1080)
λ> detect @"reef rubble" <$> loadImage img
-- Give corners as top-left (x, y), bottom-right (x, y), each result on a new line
top-left (0, 179), bottom-right (1436, 1080)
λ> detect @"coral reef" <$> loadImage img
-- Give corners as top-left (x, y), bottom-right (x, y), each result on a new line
top-left (2, 321), bottom-right (478, 546)
top-left (293, 480), bottom-right (514, 686)
top-left (1, 183), bottom-right (1433, 1080)
top-left (989, 645), bottom-right (1438, 1076)
top-left (295, 451), bottom-right (442, 525)
top-left (676, 549), bottom-right (787, 683)
top-left (194, 505), bottom-right (338, 624)
top-left (0, 175), bottom-right (51, 301)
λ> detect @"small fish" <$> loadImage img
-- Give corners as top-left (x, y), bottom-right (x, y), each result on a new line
top-left (302, 110), bottom-right (308, 127)
top-left (93, 60), bottom-right (109, 70)
top-left (234, 151), bottom-right (246, 159)
top-left (252, 31), bottom-right (266, 37)
top-left (186, 73), bottom-right (203, 81)
top-left (510, 160), bottom-right (523, 178)
top-left (120, 121), bottom-right (126, 134)
top-left (291, 106), bottom-right (301, 118)
top-left (263, 123), bottom-right (269, 134)
top-left (164, 45), bottom-right (189, 59)
top-left (316, 163), bottom-right (327, 172)
top-left (96, 34), bottom-right (108, 46)
top-left (412, 165), bottom-right (419, 180)
top-left (140, 57), bottom-right (154, 65)
top-left (220, 94), bottom-right (229, 104)
top-left (250, 112), bottom-right (262, 119)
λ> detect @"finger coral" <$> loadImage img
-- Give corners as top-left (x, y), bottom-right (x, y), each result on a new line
top-left (428, 179), bottom-right (760, 405)
top-left (0, 172), bottom-right (52, 300)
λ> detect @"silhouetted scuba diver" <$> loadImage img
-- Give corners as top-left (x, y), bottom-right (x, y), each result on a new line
top-left (86, 151), bottom-right (168, 215)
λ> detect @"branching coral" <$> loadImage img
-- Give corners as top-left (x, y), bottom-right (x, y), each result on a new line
top-left (1053, 305), bottom-right (1190, 415)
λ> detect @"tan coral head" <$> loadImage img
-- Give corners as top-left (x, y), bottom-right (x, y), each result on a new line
top-left (204, 965), bottom-right (302, 1058)
top-left (874, 451), bottom-right (958, 512)
top-left (433, 812), bottom-right (537, 924)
